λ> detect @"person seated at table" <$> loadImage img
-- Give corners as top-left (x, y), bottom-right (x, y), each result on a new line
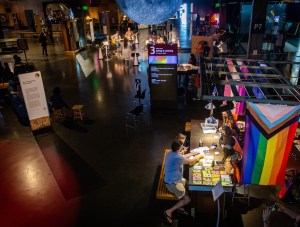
top-left (164, 140), bottom-right (204, 224)
top-left (156, 34), bottom-right (165, 44)
top-left (175, 133), bottom-right (189, 154)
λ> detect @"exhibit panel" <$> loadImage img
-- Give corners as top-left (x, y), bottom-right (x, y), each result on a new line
top-left (148, 44), bottom-right (178, 110)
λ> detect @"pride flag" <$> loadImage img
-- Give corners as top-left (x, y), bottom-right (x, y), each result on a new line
top-left (224, 60), bottom-right (247, 115)
top-left (241, 103), bottom-right (300, 185)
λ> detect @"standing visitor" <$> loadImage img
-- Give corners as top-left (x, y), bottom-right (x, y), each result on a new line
top-left (39, 29), bottom-right (48, 56)
top-left (271, 22), bottom-right (279, 42)
top-left (121, 38), bottom-right (131, 68)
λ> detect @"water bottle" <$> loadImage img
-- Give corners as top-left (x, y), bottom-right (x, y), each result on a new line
top-left (199, 137), bottom-right (203, 147)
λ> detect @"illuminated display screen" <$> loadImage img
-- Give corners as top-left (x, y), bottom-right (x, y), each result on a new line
top-left (148, 56), bottom-right (178, 64)
top-left (149, 64), bottom-right (177, 100)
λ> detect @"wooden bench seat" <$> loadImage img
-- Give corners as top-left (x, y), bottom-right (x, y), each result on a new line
top-left (156, 149), bottom-right (178, 200)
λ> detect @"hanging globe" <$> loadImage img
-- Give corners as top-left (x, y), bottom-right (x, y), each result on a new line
top-left (116, 0), bottom-right (182, 25)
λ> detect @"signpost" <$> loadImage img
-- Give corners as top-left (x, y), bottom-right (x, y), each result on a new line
top-left (18, 71), bottom-right (51, 131)
top-left (212, 181), bottom-right (224, 227)
top-left (148, 44), bottom-right (178, 110)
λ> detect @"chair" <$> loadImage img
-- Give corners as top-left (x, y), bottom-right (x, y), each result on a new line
top-left (124, 105), bottom-right (145, 135)
top-left (72, 105), bottom-right (84, 120)
top-left (134, 89), bottom-right (146, 105)
top-left (53, 108), bottom-right (66, 122)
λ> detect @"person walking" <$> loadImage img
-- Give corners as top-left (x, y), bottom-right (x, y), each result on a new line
top-left (39, 29), bottom-right (48, 56)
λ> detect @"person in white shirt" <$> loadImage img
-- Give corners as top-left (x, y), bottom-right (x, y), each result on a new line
top-left (156, 34), bottom-right (165, 44)
top-left (124, 27), bottom-right (133, 41)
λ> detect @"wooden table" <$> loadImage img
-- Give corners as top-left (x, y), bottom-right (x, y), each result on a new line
top-left (188, 119), bottom-right (234, 218)
top-left (188, 119), bottom-right (234, 192)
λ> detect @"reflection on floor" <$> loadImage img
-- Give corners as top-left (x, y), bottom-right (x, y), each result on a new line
top-left (0, 30), bottom-right (300, 227)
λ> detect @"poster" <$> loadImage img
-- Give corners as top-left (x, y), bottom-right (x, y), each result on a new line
top-left (18, 71), bottom-right (51, 130)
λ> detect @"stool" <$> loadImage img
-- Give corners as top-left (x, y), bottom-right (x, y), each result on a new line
top-left (53, 109), bottom-right (66, 122)
top-left (72, 105), bottom-right (84, 120)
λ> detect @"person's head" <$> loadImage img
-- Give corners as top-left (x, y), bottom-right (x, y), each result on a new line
top-left (157, 34), bottom-right (161, 39)
top-left (127, 27), bottom-right (131, 31)
top-left (151, 31), bottom-right (156, 35)
top-left (53, 86), bottom-right (61, 95)
top-left (171, 140), bottom-right (183, 153)
top-left (222, 125), bottom-right (233, 136)
top-left (176, 133), bottom-right (186, 144)
top-left (190, 53), bottom-right (195, 59)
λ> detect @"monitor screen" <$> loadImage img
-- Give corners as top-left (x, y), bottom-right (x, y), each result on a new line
top-left (148, 56), bottom-right (178, 64)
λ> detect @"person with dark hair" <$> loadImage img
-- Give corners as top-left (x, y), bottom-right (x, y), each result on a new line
top-left (39, 29), bottom-right (48, 56)
top-left (13, 55), bottom-right (22, 65)
top-left (203, 41), bottom-right (211, 57)
top-left (163, 140), bottom-right (203, 224)
top-left (188, 53), bottom-right (196, 66)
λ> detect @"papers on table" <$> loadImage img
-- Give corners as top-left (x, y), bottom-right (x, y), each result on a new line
top-left (191, 146), bottom-right (209, 154)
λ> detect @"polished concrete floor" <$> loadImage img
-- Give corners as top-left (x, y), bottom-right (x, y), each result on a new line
top-left (1, 28), bottom-right (300, 227)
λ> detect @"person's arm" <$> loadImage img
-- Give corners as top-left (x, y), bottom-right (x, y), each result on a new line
top-left (262, 208), bottom-right (271, 227)
top-left (183, 151), bottom-right (199, 158)
top-left (278, 204), bottom-right (300, 223)
top-left (183, 154), bottom-right (204, 165)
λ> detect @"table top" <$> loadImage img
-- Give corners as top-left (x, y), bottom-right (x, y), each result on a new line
top-left (188, 119), bottom-right (234, 192)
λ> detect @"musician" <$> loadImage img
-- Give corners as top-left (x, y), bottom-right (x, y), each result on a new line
top-left (111, 31), bottom-right (121, 41)
top-left (156, 34), bottom-right (165, 44)
top-left (111, 31), bottom-right (122, 47)
top-left (124, 27), bottom-right (133, 41)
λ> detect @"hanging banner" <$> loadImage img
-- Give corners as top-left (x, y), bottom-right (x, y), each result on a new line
top-left (241, 103), bottom-right (300, 185)
top-left (18, 71), bottom-right (51, 131)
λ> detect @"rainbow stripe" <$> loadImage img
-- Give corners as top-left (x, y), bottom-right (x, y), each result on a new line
top-left (241, 103), bottom-right (300, 185)
top-left (225, 60), bottom-right (246, 115)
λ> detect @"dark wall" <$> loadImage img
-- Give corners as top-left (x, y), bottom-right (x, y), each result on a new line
top-left (286, 3), bottom-right (300, 22)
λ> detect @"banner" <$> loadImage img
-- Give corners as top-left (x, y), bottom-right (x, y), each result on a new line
top-left (18, 71), bottom-right (51, 131)
top-left (241, 103), bottom-right (300, 185)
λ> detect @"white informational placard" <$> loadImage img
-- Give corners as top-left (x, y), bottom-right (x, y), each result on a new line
top-left (18, 71), bottom-right (49, 124)
top-left (212, 181), bottom-right (224, 202)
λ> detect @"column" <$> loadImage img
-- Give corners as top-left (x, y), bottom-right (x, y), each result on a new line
top-left (246, 0), bottom-right (268, 59)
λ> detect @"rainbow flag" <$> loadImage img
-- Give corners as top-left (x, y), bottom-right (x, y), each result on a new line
top-left (224, 60), bottom-right (246, 115)
top-left (241, 103), bottom-right (300, 185)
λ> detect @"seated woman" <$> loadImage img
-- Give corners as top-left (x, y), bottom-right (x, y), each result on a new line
top-left (220, 125), bottom-right (243, 183)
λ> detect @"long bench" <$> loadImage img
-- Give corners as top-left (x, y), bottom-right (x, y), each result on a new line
top-left (156, 149), bottom-right (178, 200)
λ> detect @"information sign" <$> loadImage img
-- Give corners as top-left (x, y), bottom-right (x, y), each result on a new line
top-left (18, 71), bottom-right (51, 131)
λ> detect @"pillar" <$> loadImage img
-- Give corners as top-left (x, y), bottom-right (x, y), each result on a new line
top-left (247, 0), bottom-right (268, 59)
